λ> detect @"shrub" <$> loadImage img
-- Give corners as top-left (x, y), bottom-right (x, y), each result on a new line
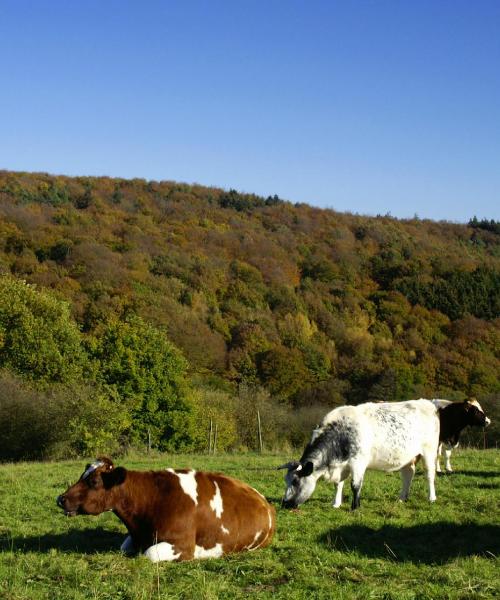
top-left (0, 371), bottom-right (126, 460)
top-left (191, 387), bottom-right (238, 452)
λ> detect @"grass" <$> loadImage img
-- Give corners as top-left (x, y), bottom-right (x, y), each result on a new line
top-left (0, 449), bottom-right (499, 599)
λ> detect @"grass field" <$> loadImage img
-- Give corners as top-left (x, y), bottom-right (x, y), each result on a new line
top-left (0, 449), bottom-right (498, 600)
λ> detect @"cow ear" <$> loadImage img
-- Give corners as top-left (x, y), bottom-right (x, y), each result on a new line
top-left (97, 456), bottom-right (115, 471)
top-left (102, 467), bottom-right (127, 489)
top-left (298, 462), bottom-right (314, 478)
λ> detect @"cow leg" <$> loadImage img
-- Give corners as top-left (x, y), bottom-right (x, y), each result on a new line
top-left (399, 462), bottom-right (416, 502)
top-left (350, 465), bottom-right (365, 510)
top-left (332, 480), bottom-right (345, 508)
top-left (421, 450), bottom-right (437, 502)
top-left (444, 447), bottom-right (453, 472)
top-left (436, 443), bottom-right (443, 473)
top-left (350, 480), bottom-right (363, 510)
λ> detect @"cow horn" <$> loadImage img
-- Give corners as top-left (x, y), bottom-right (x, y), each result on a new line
top-left (276, 460), bottom-right (301, 471)
top-left (81, 460), bottom-right (105, 480)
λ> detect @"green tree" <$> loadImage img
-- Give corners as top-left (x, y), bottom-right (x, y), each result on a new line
top-left (88, 316), bottom-right (194, 450)
top-left (0, 276), bottom-right (87, 383)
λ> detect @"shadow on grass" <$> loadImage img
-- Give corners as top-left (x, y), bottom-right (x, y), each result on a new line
top-left (449, 470), bottom-right (499, 478)
top-left (319, 522), bottom-right (500, 564)
top-left (0, 527), bottom-right (124, 554)
top-left (475, 482), bottom-right (500, 490)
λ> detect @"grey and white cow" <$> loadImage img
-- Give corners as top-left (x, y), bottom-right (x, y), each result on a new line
top-left (279, 400), bottom-right (440, 510)
top-left (428, 398), bottom-right (491, 473)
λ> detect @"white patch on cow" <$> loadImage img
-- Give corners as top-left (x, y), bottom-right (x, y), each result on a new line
top-left (144, 542), bottom-right (181, 563)
top-left (167, 468), bottom-right (198, 505)
top-left (221, 524), bottom-right (230, 535)
top-left (194, 543), bottom-right (223, 559)
top-left (472, 399), bottom-right (491, 425)
top-left (120, 535), bottom-right (135, 554)
top-left (210, 481), bottom-right (223, 519)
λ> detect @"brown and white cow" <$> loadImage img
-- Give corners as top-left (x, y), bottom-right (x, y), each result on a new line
top-left (57, 457), bottom-right (275, 562)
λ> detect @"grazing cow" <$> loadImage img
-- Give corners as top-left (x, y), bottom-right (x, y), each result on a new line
top-left (429, 398), bottom-right (491, 472)
top-left (279, 400), bottom-right (440, 510)
top-left (57, 457), bottom-right (275, 562)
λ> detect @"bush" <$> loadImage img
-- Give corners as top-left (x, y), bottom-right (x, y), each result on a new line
top-left (191, 387), bottom-right (238, 452)
top-left (65, 384), bottom-right (130, 457)
top-left (233, 385), bottom-right (290, 451)
top-left (285, 405), bottom-right (329, 450)
top-left (0, 371), bottom-right (126, 461)
top-left (0, 372), bottom-right (65, 460)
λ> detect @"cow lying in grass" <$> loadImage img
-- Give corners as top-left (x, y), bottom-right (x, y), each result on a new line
top-left (430, 398), bottom-right (491, 473)
top-left (57, 457), bottom-right (275, 562)
top-left (279, 400), bottom-right (440, 510)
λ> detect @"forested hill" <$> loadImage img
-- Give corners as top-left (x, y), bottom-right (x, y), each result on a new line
top-left (1, 170), bottom-right (499, 407)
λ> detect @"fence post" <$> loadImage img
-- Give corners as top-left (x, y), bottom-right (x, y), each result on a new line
top-left (209, 419), bottom-right (213, 454)
top-left (257, 410), bottom-right (263, 453)
top-left (147, 428), bottom-right (151, 454)
top-left (213, 423), bottom-right (218, 455)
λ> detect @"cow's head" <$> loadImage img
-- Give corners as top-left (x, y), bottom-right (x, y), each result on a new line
top-left (277, 460), bottom-right (317, 509)
top-left (56, 457), bottom-right (126, 516)
top-left (464, 399), bottom-right (491, 428)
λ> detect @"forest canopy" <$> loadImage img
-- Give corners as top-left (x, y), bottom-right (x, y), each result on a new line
top-left (0, 170), bottom-right (498, 458)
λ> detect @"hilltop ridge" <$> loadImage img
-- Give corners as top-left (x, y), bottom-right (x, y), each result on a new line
top-left (1, 169), bottom-right (499, 409)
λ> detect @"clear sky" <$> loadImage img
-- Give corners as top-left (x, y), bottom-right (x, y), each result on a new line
top-left (1, 1), bottom-right (499, 221)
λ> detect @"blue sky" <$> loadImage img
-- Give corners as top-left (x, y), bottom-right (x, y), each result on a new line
top-left (1, 1), bottom-right (499, 221)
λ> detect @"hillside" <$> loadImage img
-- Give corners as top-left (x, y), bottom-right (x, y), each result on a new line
top-left (0, 170), bottom-right (499, 455)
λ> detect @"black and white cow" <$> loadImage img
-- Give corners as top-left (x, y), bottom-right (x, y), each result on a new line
top-left (429, 398), bottom-right (491, 472)
top-left (279, 400), bottom-right (440, 510)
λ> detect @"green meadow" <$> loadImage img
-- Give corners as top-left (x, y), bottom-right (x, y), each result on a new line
top-left (1, 449), bottom-right (498, 600)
